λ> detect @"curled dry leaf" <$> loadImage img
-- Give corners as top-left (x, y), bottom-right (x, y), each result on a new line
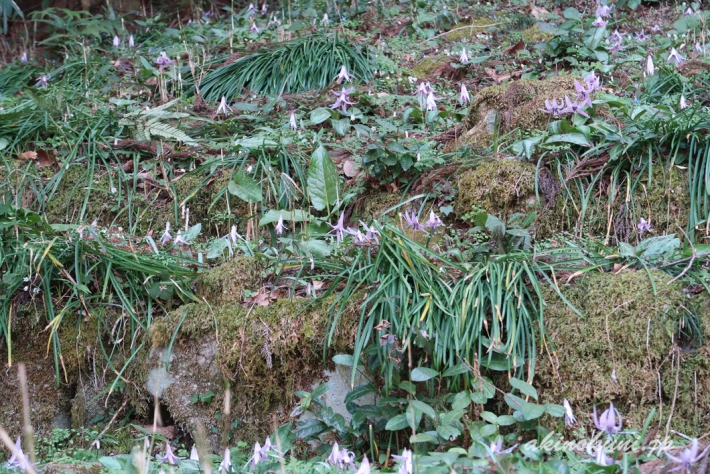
top-left (484, 68), bottom-right (511, 84)
top-left (342, 159), bottom-right (359, 178)
top-left (504, 39), bottom-right (526, 56)
top-left (18, 151), bottom-right (38, 160)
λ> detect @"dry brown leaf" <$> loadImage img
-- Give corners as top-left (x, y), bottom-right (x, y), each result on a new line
top-left (484, 68), bottom-right (511, 84)
top-left (250, 290), bottom-right (271, 307)
top-left (504, 40), bottom-right (526, 56)
top-left (343, 159), bottom-right (359, 178)
top-left (530, 5), bottom-right (549, 19)
top-left (18, 151), bottom-right (38, 160)
top-left (35, 149), bottom-right (56, 167)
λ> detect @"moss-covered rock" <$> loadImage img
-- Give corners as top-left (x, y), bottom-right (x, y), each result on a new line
top-left (409, 56), bottom-right (448, 79)
top-left (462, 75), bottom-right (578, 144)
top-left (130, 291), bottom-right (360, 450)
top-left (522, 25), bottom-right (553, 44)
top-left (535, 270), bottom-right (709, 434)
top-left (444, 18), bottom-right (497, 42)
top-left (196, 256), bottom-right (264, 304)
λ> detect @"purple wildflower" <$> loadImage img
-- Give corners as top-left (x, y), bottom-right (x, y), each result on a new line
top-left (404, 210), bottom-right (428, 233)
top-left (592, 17), bottom-right (607, 28)
top-left (459, 47), bottom-right (469, 63)
top-left (425, 91), bottom-right (440, 111)
top-left (355, 455), bottom-right (371, 474)
top-left (668, 48), bottom-right (685, 67)
top-left (335, 65), bottom-right (355, 84)
top-left (216, 96), bottom-right (232, 116)
top-left (261, 3), bottom-right (267, 14)
top-left (586, 443), bottom-right (615, 466)
top-left (329, 212), bottom-right (347, 242)
top-left (540, 97), bottom-right (563, 115)
top-left (574, 78), bottom-right (593, 102)
top-left (156, 443), bottom-right (183, 465)
top-left (155, 52), bottom-right (174, 68)
top-left (637, 218), bottom-right (652, 234)
top-left (666, 438), bottom-right (710, 473)
top-left (585, 73), bottom-right (601, 92)
top-left (218, 447), bottom-right (231, 474)
top-left (20, 51), bottom-right (28, 62)
top-left (460, 83), bottom-right (471, 105)
top-left (160, 223), bottom-right (172, 245)
top-left (489, 437), bottom-right (518, 458)
top-left (560, 96), bottom-right (590, 118)
top-left (4, 437), bottom-right (31, 472)
top-left (596, 4), bottom-right (612, 18)
top-left (646, 55), bottom-right (655, 76)
top-left (327, 442), bottom-right (357, 470)
top-left (129, 35), bottom-right (135, 48)
top-left (36, 74), bottom-right (50, 88)
top-left (425, 210), bottom-right (443, 231)
top-left (246, 3), bottom-right (256, 15)
top-left (249, 22), bottom-right (260, 33)
top-left (322, 13), bottom-right (329, 26)
top-left (173, 230), bottom-right (189, 246)
top-left (685, 7), bottom-right (694, 16)
top-left (289, 112), bottom-right (297, 130)
top-left (563, 399), bottom-right (577, 426)
top-left (275, 214), bottom-right (288, 235)
top-left (331, 88), bottom-right (355, 113)
top-left (359, 221), bottom-right (380, 243)
top-left (593, 402), bottom-right (623, 439)
top-left (635, 30), bottom-right (649, 41)
top-left (392, 448), bottom-right (413, 474)
top-left (696, 42), bottom-right (705, 54)
top-left (414, 81), bottom-right (432, 103)
top-left (248, 442), bottom-right (268, 469)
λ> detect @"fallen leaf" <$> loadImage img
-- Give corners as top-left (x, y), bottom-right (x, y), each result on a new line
top-left (35, 149), bottom-right (56, 167)
top-left (342, 159), bottom-right (359, 178)
top-left (504, 40), bottom-right (526, 56)
top-left (250, 290), bottom-right (271, 307)
top-left (18, 151), bottom-right (38, 160)
top-left (529, 4), bottom-right (549, 19)
top-left (484, 68), bottom-right (511, 84)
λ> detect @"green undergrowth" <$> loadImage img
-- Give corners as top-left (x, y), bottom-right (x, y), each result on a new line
top-left (444, 17), bottom-right (497, 42)
top-left (534, 269), bottom-right (709, 434)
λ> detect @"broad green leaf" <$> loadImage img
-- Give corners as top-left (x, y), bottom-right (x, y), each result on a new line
top-left (385, 413), bottom-right (409, 431)
top-left (442, 363), bottom-right (469, 377)
top-left (311, 382), bottom-right (332, 400)
top-left (520, 401), bottom-right (546, 420)
top-left (509, 377), bottom-right (538, 401)
top-left (259, 210), bottom-right (312, 226)
top-left (563, 7), bottom-right (581, 20)
top-left (410, 400), bottom-right (436, 419)
top-left (497, 415), bottom-right (517, 426)
top-left (310, 107), bottom-right (333, 124)
top-left (544, 133), bottom-right (590, 147)
top-left (331, 118), bottom-right (351, 135)
top-left (182, 223), bottom-right (201, 242)
top-left (345, 384), bottom-right (377, 403)
top-left (544, 403), bottom-right (566, 418)
top-left (332, 354), bottom-right (356, 366)
top-left (410, 432), bottom-right (438, 443)
top-left (470, 391), bottom-right (488, 404)
top-left (480, 411), bottom-right (498, 424)
top-left (479, 424), bottom-right (498, 437)
top-left (307, 146), bottom-right (339, 211)
top-left (293, 418), bottom-right (328, 438)
top-left (227, 173), bottom-right (262, 203)
top-left (411, 367), bottom-right (438, 382)
top-left (451, 392), bottom-right (471, 411)
top-left (436, 425), bottom-right (461, 441)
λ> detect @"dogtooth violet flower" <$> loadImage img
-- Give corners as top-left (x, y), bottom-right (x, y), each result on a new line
top-left (668, 47), bottom-right (685, 67)
top-left (459, 47), bottom-right (469, 63)
top-left (4, 437), bottom-right (31, 472)
top-left (246, 3), bottom-right (256, 15)
top-left (592, 17), bottom-right (607, 28)
top-left (540, 97), bottom-right (563, 115)
top-left (680, 95), bottom-right (688, 109)
top-left (646, 55), bottom-right (655, 76)
top-left (218, 447), bottom-right (231, 474)
top-left (328, 212), bottom-right (347, 242)
top-left (425, 90), bottom-right (440, 111)
top-left (189, 446), bottom-right (199, 461)
top-left (685, 7), bottom-right (694, 16)
top-left (261, 3), bottom-right (267, 14)
top-left (335, 65), bottom-right (355, 84)
top-left (593, 402), bottom-right (623, 439)
top-left (289, 111), bottom-right (298, 130)
top-left (173, 230), bottom-right (189, 246)
top-left (392, 448), bottom-right (413, 474)
top-left (248, 441), bottom-right (268, 469)
top-left (129, 35), bottom-right (135, 47)
top-left (155, 52), bottom-right (174, 68)
top-left (563, 399), bottom-right (577, 426)
top-left (635, 30), bottom-right (650, 41)
top-left (327, 442), bottom-right (357, 470)
top-left (666, 437), bottom-right (710, 473)
top-left (156, 442), bottom-right (183, 465)
top-left (460, 83), bottom-right (471, 105)
top-left (217, 96), bottom-right (232, 115)
top-left (275, 214), bottom-right (288, 235)
top-left (331, 88), bottom-right (355, 113)
top-left (249, 22), bottom-right (260, 33)
top-left (160, 222), bottom-right (172, 245)
top-left (585, 72), bottom-right (601, 91)
top-left (425, 210), bottom-right (443, 231)
top-left (20, 51), bottom-right (28, 62)
top-left (113, 35), bottom-right (120, 47)
top-left (489, 437), bottom-right (518, 458)
top-left (355, 455), bottom-right (371, 474)
top-left (360, 221), bottom-right (380, 243)
top-left (404, 210), bottom-right (427, 233)
top-left (586, 443), bottom-right (615, 466)
top-left (560, 96), bottom-right (590, 118)
top-left (596, 4), bottom-right (612, 17)
top-left (414, 81), bottom-right (432, 104)
top-left (322, 13), bottom-right (329, 26)
top-left (36, 74), bottom-right (50, 88)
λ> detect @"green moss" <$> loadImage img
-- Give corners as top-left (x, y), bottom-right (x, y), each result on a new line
top-left (535, 270), bottom-right (709, 434)
top-left (196, 256), bottom-right (264, 304)
top-left (445, 18), bottom-right (496, 41)
top-left (359, 192), bottom-right (403, 221)
top-left (410, 56), bottom-right (447, 79)
top-left (463, 75), bottom-right (578, 139)
top-left (522, 25), bottom-right (553, 44)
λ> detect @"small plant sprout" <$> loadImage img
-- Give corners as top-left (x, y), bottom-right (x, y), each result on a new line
top-left (540, 97), bottom-right (563, 115)
top-left (425, 210), bottom-right (443, 231)
top-left (404, 210), bottom-right (427, 233)
top-left (668, 48), bottom-right (685, 67)
top-left (592, 17), bottom-right (608, 28)
top-left (593, 402), bottom-right (623, 439)
top-left (586, 443), bottom-right (615, 466)
top-left (328, 212), bottom-right (347, 242)
top-left (460, 83), bottom-right (471, 105)
top-left (156, 442), bottom-right (183, 465)
top-left (459, 47), bottom-right (469, 63)
top-left (218, 447), bottom-right (231, 474)
top-left (289, 112), bottom-right (297, 130)
top-left (129, 35), bottom-right (135, 48)
top-left (275, 214), bottom-right (288, 235)
top-left (216, 96), bottom-right (232, 116)
top-left (563, 399), bottom-right (577, 425)
top-left (392, 448), bottom-right (413, 474)
top-left (335, 65), bottom-right (355, 84)
top-left (488, 437), bottom-right (518, 458)
top-left (35, 74), bottom-right (50, 88)
top-left (680, 95), bottom-right (688, 109)
top-left (160, 222), bottom-right (172, 245)
top-left (331, 88), bottom-right (355, 113)
top-left (665, 437), bottom-right (710, 472)
top-left (637, 217), bottom-right (652, 234)
top-left (646, 55), bottom-right (655, 76)
top-left (155, 52), bottom-right (174, 68)
top-left (173, 230), bottom-right (189, 246)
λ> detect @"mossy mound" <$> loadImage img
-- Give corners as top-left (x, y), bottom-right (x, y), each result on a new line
top-left (462, 75), bottom-right (578, 143)
top-left (39, 165), bottom-right (248, 239)
top-left (444, 18), bottom-right (497, 42)
top-left (196, 256), bottom-right (264, 304)
top-left (410, 56), bottom-right (448, 79)
top-left (522, 25), bottom-right (553, 44)
top-left (535, 270), bottom-right (709, 434)
top-left (130, 290), bottom-right (360, 449)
